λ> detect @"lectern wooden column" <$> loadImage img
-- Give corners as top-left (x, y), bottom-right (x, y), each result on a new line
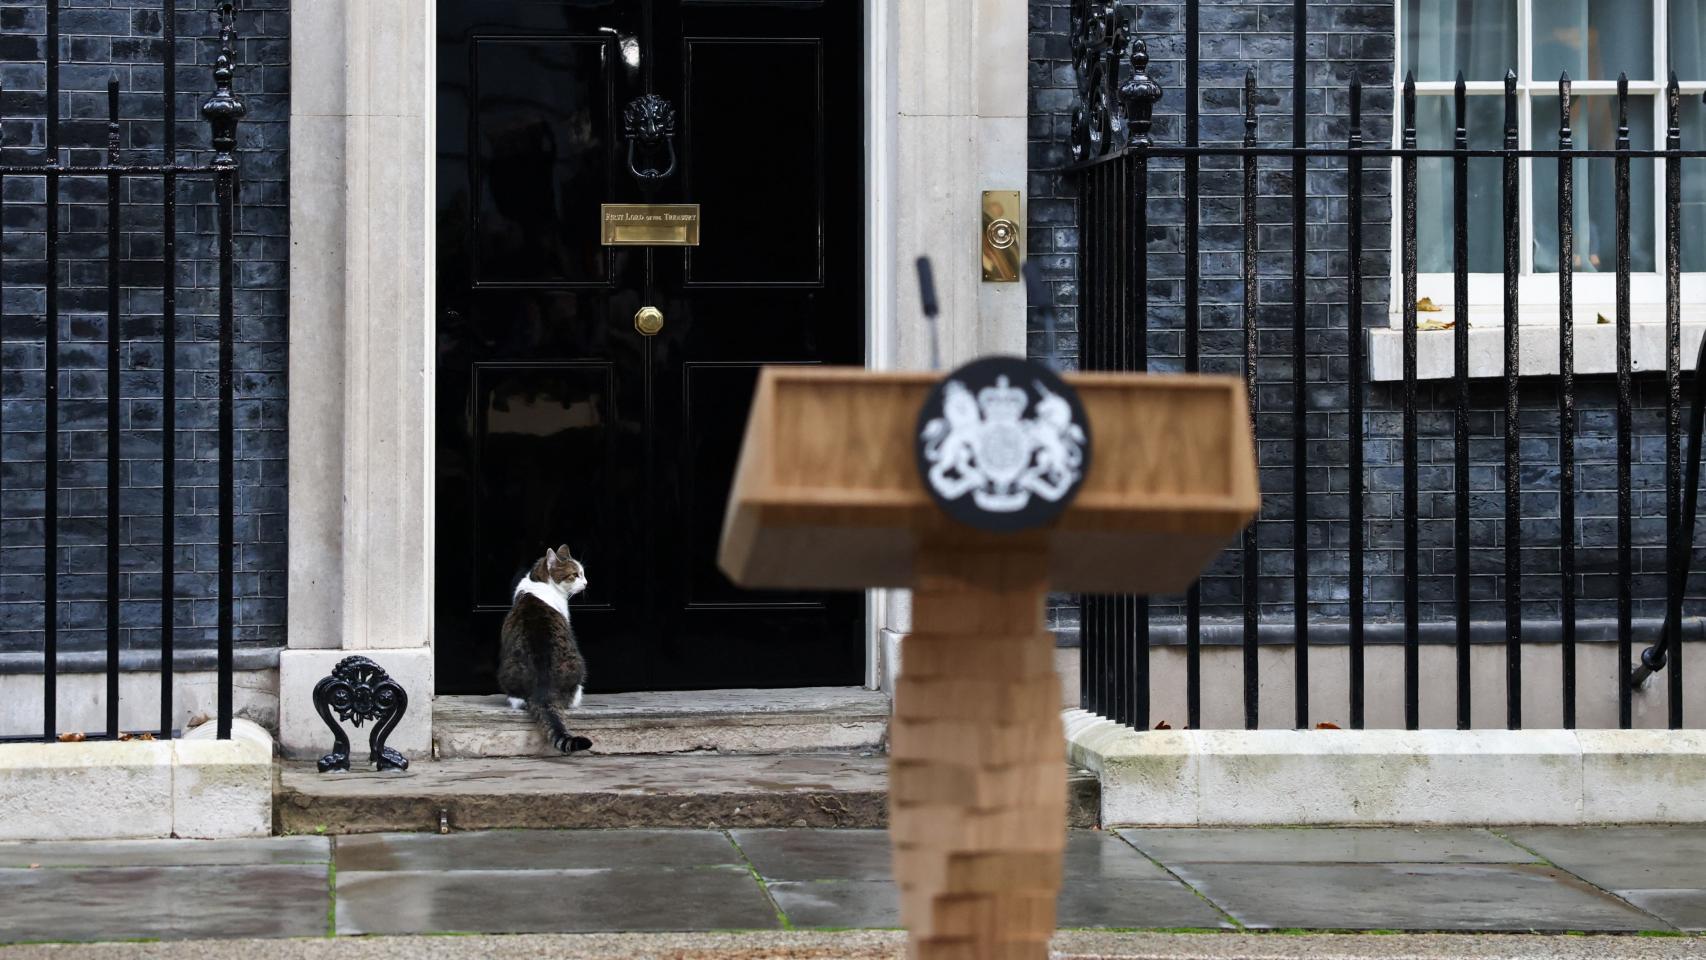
top-left (720, 367), bottom-right (1258, 960)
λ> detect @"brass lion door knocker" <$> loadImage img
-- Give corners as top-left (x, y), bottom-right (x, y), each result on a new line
top-left (624, 93), bottom-right (678, 182)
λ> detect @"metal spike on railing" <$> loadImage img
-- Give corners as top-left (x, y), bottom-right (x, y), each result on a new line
top-left (1400, 69), bottom-right (1420, 731)
top-left (1615, 69), bottom-right (1635, 728)
top-left (1120, 39), bottom-right (1161, 148)
top-left (1558, 69), bottom-right (1578, 728)
top-left (1022, 260), bottom-right (1062, 373)
top-left (202, 1), bottom-right (245, 166)
top-left (1243, 68), bottom-right (1257, 143)
top-left (1451, 68), bottom-right (1471, 730)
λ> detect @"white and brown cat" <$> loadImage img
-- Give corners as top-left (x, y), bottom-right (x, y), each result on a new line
top-left (498, 545), bottom-right (593, 754)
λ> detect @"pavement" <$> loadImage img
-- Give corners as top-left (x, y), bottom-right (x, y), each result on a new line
top-left (0, 826), bottom-right (1702, 950)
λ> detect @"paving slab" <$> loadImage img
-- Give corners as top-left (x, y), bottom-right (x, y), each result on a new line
top-left (0, 836), bottom-right (330, 869)
top-left (732, 828), bottom-right (892, 881)
top-left (334, 866), bottom-right (780, 935)
top-left (335, 829), bottom-right (740, 872)
top-left (1163, 862), bottom-right (1664, 932)
top-left (0, 864), bottom-right (329, 943)
top-left (1617, 890), bottom-right (1706, 933)
top-left (13, 931), bottom-right (1706, 960)
top-left (766, 880), bottom-right (900, 929)
top-left (1057, 832), bottom-right (1234, 930)
top-left (1501, 827), bottom-right (1706, 890)
top-left (1119, 828), bottom-right (1536, 865)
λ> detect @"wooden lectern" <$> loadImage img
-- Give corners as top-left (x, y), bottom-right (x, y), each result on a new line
top-left (720, 367), bottom-right (1258, 959)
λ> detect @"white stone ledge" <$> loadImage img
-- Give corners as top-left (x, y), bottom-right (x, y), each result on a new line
top-left (1065, 709), bottom-right (1706, 827)
top-left (1367, 320), bottom-right (1706, 381)
top-left (0, 718), bottom-right (273, 841)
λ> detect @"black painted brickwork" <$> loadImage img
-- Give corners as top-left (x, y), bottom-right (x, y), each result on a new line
top-left (1030, 1), bottom-right (1705, 643)
top-left (0, 0), bottom-right (287, 660)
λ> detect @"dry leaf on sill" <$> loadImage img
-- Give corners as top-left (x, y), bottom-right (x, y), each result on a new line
top-left (56, 732), bottom-right (86, 743)
top-left (1418, 318), bottom-right (1456, 331)
top-left (186, 713), bottom-right (211, 730)
top-left (1316, 722), bottom-right (1342, 730)
top-left (1597, 313), bottom-right (1612, 325)
top-left (137, 732), bottom-right (155, 741)
top-left (1154, 721), bottom-right (1173, 730)
top-left (117, 733), bottom-right (132, 741)
top-left (1417, 297), bottom-right (1443, 312)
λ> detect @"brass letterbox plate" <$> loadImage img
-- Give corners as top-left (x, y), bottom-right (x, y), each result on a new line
top-left (601, 204), bottom-right (701, 246)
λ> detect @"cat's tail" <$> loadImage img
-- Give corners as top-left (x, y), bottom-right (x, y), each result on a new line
top-left (527, 697), bottom-right (593, 755)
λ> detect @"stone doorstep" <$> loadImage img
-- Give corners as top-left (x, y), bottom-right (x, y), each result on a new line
top-left (276, 754), bottom-right (1103, 835)
top-left (0, 719), bottom-right (274, 842)
top-left (1065, 709), bottom-right (1706, 827)
top-left (431, 687), bottom-right (892, 759)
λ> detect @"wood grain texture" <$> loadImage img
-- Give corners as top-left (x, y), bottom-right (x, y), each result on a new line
top-left (719, 367), bottom-right (1259, 595)
top-left (890, 546), bottom-right (1064, 960)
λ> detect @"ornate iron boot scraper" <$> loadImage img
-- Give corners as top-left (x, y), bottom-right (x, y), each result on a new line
top-left (314, 656), bottom-right (410, 772)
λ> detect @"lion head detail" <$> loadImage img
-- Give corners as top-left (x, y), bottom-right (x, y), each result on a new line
top-left (623, 94), bottom-right (676, 147)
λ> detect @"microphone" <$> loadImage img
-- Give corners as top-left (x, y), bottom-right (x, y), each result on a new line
top-left (916, 257), bottom-right (941, 371)
top-left (1023, 260), bottom-right (1060, 372)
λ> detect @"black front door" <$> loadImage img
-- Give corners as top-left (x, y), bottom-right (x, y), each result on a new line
top-left (436, 0), bottom-right (866, 694)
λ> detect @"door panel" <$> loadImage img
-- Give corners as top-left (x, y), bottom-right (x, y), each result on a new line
top-left (470, 362), bottom-right (619, 610)
top-left (437, 0), bottom-right (864, 693)
top-left (683, 39), bottom-right (824, 286)
top-left (471, 37), bottom-right (614, 286)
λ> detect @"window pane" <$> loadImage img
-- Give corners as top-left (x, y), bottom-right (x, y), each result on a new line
top-left (1532, 96), bottom-right (1656, 274)
top-left (1682, 96), bottom-right (1706, 271)
top-left (1673, 0), bottom-right (1706, 83)
top-left (1414, 95), bottom-right (1505, 273)
top-left (1533, 0), bottom-right (1654, 82)
top-left (1402, 0), bottom-right (1516, 82)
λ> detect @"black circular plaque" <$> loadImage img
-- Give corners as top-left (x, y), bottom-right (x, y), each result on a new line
top-left (915, 356), bottom-right (1093, 533)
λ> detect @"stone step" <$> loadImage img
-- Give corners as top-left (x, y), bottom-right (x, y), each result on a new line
top-left (431, 688), bottom-right (891, 759)
top-left (275, 754), bottom-right (1102, 835)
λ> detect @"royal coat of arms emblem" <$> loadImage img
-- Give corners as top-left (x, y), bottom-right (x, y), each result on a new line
top-left (916, 356), bottom-right (1092, 532)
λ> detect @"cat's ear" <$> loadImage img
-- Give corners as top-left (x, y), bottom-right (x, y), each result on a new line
top-left (557, 543), bottom-right (572, 559)
top-left (545, 547), bottom-right (559, 566)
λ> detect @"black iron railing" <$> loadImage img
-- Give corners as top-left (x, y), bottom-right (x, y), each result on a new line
top-left (2, 0), bottom-right (243, 742)
top-left (1065, 2), bottom-right (1706, 732)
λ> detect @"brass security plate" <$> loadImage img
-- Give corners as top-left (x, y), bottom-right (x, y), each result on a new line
top-left (601, 203), bottom-right (701, 246)
top-left (982, 190), bottom-right (1021, 282)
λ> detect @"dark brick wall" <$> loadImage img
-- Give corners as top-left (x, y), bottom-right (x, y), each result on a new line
top-left (0, 0), bottom-right (287, 662)
top-left (1030, 1), bottom-right (1699, 643)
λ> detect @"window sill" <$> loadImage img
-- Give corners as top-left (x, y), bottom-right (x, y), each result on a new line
top-left (1367, 320), bottom-right (1706, 382)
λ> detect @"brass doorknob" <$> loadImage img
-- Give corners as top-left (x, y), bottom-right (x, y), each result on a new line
top-left (635, 305), bottom-right (664, 336)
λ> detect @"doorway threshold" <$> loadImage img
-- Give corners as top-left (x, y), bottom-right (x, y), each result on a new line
top-left (432, 687), bottom-right (890, 759)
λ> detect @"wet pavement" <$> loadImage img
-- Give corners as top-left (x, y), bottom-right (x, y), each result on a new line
top-left (0, 827), bottom-right (1702, 944)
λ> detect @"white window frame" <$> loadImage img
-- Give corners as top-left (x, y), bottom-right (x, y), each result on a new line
top-left (1372, 0), bottom-right (1706, 379)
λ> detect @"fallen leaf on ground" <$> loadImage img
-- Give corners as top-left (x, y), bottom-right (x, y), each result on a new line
top-left (1418, 318), bottom-right (1456, 331)
top-left (1154, 721), bottom-right (1172, 730)
top-left (56, 732), bottom-right (85, 742)
top-left (1598, 313), bottom-right (1612, 325)
top-left (1316, 722), bottom-right (1342, 730)
top-left (1417, 297), bottom-right (1443, 312)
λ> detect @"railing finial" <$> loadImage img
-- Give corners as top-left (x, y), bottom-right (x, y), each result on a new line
top-left (1119, 38), bottom-right (1163, 148)
top-left (201, 1), bottom-right (245, 166)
